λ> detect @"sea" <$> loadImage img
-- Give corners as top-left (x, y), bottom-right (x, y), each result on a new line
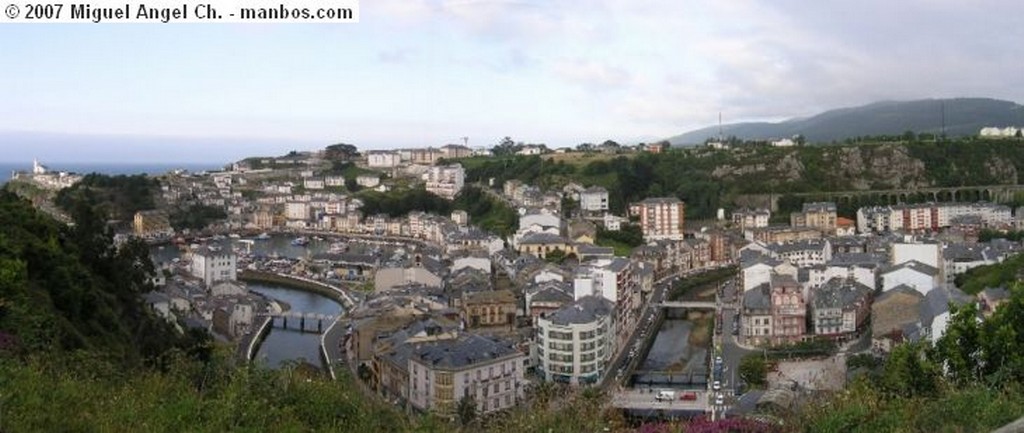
top-left (0, 162), bottom-right (226, 184)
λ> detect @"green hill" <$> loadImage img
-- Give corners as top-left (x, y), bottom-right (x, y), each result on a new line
top-left (668, 98), bottom-right (1024, 145)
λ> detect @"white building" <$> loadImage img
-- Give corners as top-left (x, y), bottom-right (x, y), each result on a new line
top-left (535, 295), bottom-right (615, 385)
top-left (732, 208), bottom-right (771, 230)
top-left (190, 247), bottom-right (237, 288)
top-left (303, 178), bottom-right (325, 190)
top-left (881, 260), bottom-right (940, 295)
top-left (367, 151), bottom-right (401, 168)
top-left (424, 164), bottom-right (465, 200)
top-left (285, 202), bottom-right (310, 221)
top-left (771, 138), bottom-right (796, 147)
top-left (356, 175), bottom-right (381, 188)
top-left (579, 186), bottom-right (609, 213)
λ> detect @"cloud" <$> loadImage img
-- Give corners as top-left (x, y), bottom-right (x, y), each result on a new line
top-left (554, 58), bottom-right (631, 89)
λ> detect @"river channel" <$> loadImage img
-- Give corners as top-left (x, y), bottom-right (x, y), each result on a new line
top-left (249, 283), bottom-right (343, 369)
top-left (641, 317), bottom-right (711, 373)
top-left (150, 234), bottom-right (358, 370)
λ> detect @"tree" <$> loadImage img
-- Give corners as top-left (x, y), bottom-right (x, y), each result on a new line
top-left (738, 354), bottom-right (768, 388)
top-left (882, 342), bottom-right (939, 398)
top-left (932, 302), bottom-right (984, 384)
top-left (325, 143), bottom-right (359, 161)
top-left (544, 248), bottom-right (567, 264)
top-left (456, 394), bottom-right (477, 427)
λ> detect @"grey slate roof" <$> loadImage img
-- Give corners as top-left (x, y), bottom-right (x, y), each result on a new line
top-left (742, 283), bottom-right (772, 311)
top-left (411, 333), bottom-right (521, 369)
top-left (828, 252), bottom-right (886, 268)
top-left (882, 260), bottom-right (939, 277)
top-left (813, 278), bottom-right (872, 310)
top-left (545, 295), bottom-right (613, 326)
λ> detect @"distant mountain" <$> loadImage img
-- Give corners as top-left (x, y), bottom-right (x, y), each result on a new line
top-left (667, 98), bottom-right (1024, 145)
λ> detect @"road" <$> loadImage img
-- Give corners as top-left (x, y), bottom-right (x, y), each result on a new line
top-left (717, 277), bottom-right (755, 395)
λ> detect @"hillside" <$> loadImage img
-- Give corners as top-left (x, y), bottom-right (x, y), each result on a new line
top-left (463, 138), bottom-right (1024, 220)
top-left (668, 98), bottom-right (1024, 145)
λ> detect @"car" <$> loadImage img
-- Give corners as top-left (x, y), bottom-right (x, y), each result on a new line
top-left (715, 356), bottom-right (723, 364)
top-left (712, 380), bottom-right (721, 391)
top-left (715, 394), bottom-right (724, 405)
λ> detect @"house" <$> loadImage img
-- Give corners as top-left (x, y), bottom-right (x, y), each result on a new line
top-left (810, 278), bottom-right (872, 338)
top-left (790, 202), bottom-right (837, 233)
top-left (133, 210), bottom-right (173, 238)
top-left (881, 260), bottom-right (940, 295)
top-left (190, 246), bottom-right (237, 288)
top-left (732, 208), bottom-right (771, 231)
top-left (579, 186), bottom-right (609, 213)
top-left (568, 218), bottom-right (597, 244)
top-left (871, 285), bottom-right (925, 353)
top-left (367, 151), bottom-right (401, 168)
top-left (603, 214), bottom-right (626, 231)
top-left (423, 164), bottom-right (465, 200)
top-left (766, 239), bottom-right (832, 267)
top-left (517, 233), bottom-right (574, 260)
top-left (356, 174), bottom-right (381, 188)
top-left (524, 280), bottom-right (573, 321)
top-left (374, 255), bottom-right (445, 292)
top-left (461, 289), bottom-right (517, 328)
top-left (741, 274), bottom-right (806, 346)
top-left (978, 287), bottom-right (1011, 316)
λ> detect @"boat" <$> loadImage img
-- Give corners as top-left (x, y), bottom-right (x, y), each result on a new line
top-left (228, 233), bottom-right (241, 239)
top-left (291, 236), bottom-right (309, 246)
top-left (255, 233), bottom-right (271, 240)
top-left (328, 242), bottom-right (347, 254)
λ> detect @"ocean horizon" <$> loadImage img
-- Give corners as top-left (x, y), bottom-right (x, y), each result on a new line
top-left (0, 161), bottom-right (227, 184)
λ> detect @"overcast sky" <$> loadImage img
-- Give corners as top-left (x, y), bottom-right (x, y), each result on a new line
top-left (1, 0), bottom-right (1022, 163)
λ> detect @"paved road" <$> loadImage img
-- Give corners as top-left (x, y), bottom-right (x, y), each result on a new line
top-left (718, 278), bottom-right (755, 394)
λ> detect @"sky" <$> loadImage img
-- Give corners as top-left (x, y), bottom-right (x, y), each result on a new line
top-left (1, 0), bottom-right (1023, 163)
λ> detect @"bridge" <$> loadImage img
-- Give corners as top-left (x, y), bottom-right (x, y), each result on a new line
top-left (269, 311), bottom-right (337, 334)
top-left (657, 301), bottom-right (717, 310)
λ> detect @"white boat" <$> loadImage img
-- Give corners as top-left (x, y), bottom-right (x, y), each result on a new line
top-left (255, 233), bottom-right (271, 240)
top-left (291, 237), bottom-right (309, 246)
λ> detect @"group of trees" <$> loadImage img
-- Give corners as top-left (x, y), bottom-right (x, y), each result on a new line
top-left (0, 190), bottom-right (207, 363)
top-left (54, 173), bottom-right (160, 221)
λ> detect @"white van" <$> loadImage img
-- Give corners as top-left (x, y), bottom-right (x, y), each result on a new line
top-left (655, 390), bottom-right (676, 401)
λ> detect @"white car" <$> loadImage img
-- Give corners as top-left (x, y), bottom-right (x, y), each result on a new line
top-left (712, 380), bottom-right (721, 391)
top-left (715, 394), bottom-right (724, 405)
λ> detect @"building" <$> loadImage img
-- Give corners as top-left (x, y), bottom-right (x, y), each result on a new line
top-left (810, 278), bottom-right (872, 338)
top-left (980, 126), bottom-right (1022, 138)
top-left (356, 174), bottom-right (381, 188)
top-left (732, 208), bottom-right (771, 230)
top-left (190, 246), bottom-right (237, 287)
top-left (451, 210), bottom-right (469, 227)
top-left (745, 226), bottom-right (822, 244)
top-left (285, 202), bottom-right (310, 221)
top-left (535, 295), bottom-right (615, 385)
top-left (461, 290), bottom-right (517, 328)
top-left (857, 202), bottom-right (1013, 234)
top-left (133, 210), bottom-right (173, 237)
top-left (633, 197), bottom-right (685, 241)
top-left (303, 178), bottom-right (325, 190)
top-left (871, 285), bottom-right (925, 353)
top-left (367, 151), bottom-right (401, 168)
top-left (741, 274), bottom-right (806, 346)
top-left (790, 202), bottom-right (837, 233)
top-left (441, 144), bottom-right (472, 159)
top-left (424, 164), bottom-right (465, 200)
top-left (579, 186), bottom-right (609, 213)
top-left (407, 333), bottom-right (526, 416)
top-left (880, 260), bottom-right (940, 295)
